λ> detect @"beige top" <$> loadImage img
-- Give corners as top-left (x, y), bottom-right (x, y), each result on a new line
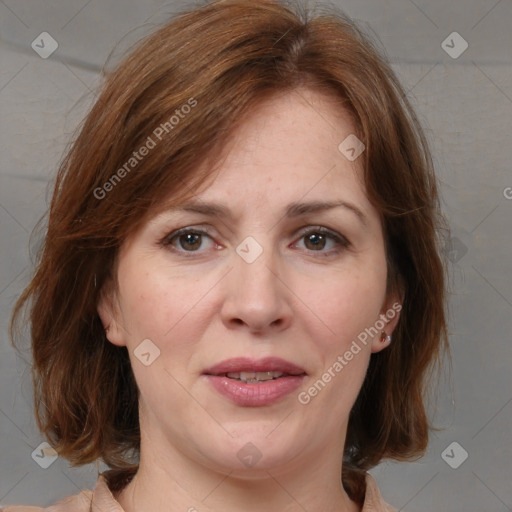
top-left (2, 473), bottom-right (396, 512)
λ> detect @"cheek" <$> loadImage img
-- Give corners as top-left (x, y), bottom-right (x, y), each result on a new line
top-left (116, 255), bottom-right (211, 341)
top-left (306, 258), bottom-right (387, 347)
top-left (299, 275), bottom-right (382, 414)
top-left (115, 259), bottom-right (209, 409)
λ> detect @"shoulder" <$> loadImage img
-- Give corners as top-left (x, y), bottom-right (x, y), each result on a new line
top-left (2, 487), bottom-right (93, 512)
top-left (1, 474), bottom-right (124, 512)
top-left (362, 473), bottom-right (398, 512)
top-left (2, 508), bottom-right (45, 512)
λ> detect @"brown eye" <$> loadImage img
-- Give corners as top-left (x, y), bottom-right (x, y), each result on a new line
top-left (304, 232), bottom-right (327, 251)
top-left (177, 232), bottom-right (202, 251)
top-left (295, 227), bottom-right (350, 256)
top-left (162, 228), bottom-right (215, 253)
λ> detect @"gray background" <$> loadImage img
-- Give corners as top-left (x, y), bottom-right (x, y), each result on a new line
top-left (1, 0), bottom-right (511, 510)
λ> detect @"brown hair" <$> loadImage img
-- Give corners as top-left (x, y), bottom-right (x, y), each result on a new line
top-left (10, 0), bottom-right (450, 504)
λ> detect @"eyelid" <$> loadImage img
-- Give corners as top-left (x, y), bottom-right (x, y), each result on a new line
top-left (293, 226), bottom-right (351, 253)
top-left (160, 226), bottom-right (217, 248)
top-left (161, 225), bottom-right (350, 255)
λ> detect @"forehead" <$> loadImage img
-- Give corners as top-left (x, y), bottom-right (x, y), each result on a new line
top-left (123, 88), bottom-right (385, 253)
top-left (184, 88), bottom-right (371, 214)
top-left (217, 88), bottom-right (357, 168)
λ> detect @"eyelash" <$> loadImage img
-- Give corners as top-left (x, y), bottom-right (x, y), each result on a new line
top-left (160, 226), bottom-right (350, 257)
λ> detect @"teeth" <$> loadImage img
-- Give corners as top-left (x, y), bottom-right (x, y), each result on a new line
top-left (226, 371), bottom-right (285, 382)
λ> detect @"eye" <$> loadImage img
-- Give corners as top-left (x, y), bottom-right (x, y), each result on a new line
top-left (161, 228), bottom-right (216, 253)
top-left (161, 225), bottom-right (350, 257)
top-left (293, 227), bottom-right (350, 255)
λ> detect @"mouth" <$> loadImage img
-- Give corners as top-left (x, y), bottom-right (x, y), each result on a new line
top-left (221, 371), bottom-right (297, 383)
top-left (202, 356), bottom-right (307, 380)
top-left (202, 357), bottom-right (307, 406)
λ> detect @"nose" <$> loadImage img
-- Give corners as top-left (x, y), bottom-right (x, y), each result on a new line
top-left (220, 242), bottom-right (292, 334)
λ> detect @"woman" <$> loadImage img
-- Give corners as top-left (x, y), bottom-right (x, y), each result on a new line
top-left (8, 1), bottom-right (449, 510)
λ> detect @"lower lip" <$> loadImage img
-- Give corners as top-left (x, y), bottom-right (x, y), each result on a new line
top-left (204, 375), bottom-right (306, 406)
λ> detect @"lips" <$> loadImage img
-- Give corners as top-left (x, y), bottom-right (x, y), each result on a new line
top-left (202, 356), bottom-right (307, 377)
top-left (203, 357), bottom-right (307, 406)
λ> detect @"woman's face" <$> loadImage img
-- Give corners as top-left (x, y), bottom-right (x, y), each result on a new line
top-left (99, 87), bottom-right (400, 478)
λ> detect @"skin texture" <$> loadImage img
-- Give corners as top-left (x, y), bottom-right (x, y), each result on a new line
top-left (98, 87), bottom-right (401, 512)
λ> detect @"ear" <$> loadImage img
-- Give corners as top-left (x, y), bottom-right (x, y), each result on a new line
top-left (97, 284), bottom-right (127, 347)
top-left (370, 293), bottom-right (403, 354)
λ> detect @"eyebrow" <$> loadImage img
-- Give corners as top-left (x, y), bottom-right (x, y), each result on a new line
top-left (168, 199), bottom-right (368, 227)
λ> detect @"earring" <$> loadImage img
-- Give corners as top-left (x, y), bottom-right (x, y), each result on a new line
top-left (379, 331), bottom-right (392, 343)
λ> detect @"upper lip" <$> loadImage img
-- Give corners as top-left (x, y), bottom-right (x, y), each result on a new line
top-left (203, 357), bottom-right (307, 376)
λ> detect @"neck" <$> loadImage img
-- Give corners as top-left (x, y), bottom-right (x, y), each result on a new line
top-left (114, 433), bottom-right (361, 512)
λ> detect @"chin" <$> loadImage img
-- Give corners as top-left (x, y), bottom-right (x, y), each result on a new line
top-left (196, 431), bottom-right (303, 475)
